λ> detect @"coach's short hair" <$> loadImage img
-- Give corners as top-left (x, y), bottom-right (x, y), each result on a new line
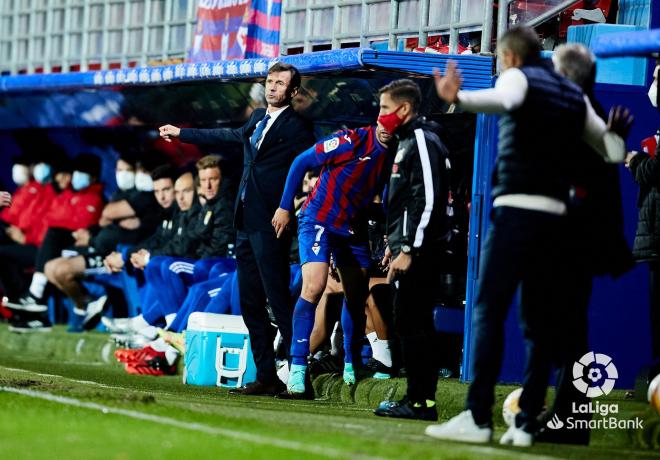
top-left (498, 26), bottom-right (542, 63)
top-left (378, 79), bottom-right (422, 113)
top-left (196, 155), bottom-right (222, 173)
top-left (552, 43), bottom-right (595, 88)
top-left (268, 62), bottom-right (302, 92)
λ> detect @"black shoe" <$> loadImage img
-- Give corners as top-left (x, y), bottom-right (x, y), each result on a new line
top-left (228, 380), bottom-right (286, 396)
top-left (308, 353), bottom-right (342, 376)
top-left (535, 425), bottom-right (590, 445)
top-left (8, 316), bottom-right (52, 333)
top-left (374, 397), bottom-right (438, 421)
top-left (274, 389), bottom-right (315, 400)
top-left (365, 357), bottom-right (395, 375)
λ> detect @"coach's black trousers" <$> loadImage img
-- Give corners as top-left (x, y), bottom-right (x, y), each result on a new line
top-left (392, 250), bottom-right (441, 404)
top-left (236, 229), bottom-right (293, 384)
top-left (466, 206), bottom-right (566, 427)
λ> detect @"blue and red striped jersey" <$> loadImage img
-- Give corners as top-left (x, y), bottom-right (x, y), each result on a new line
top-left (280, 126), bottom-right (393, 236)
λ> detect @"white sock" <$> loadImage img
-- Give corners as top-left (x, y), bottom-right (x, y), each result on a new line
top-left (29, 272), bottom-right (48, 300)
top-left (149, 337), bottom-right (167, 352)
top-left (164, 313), bottom-right (176, 328)
top-left (330, 322), bottom-right (343, 357)
top-left (164, 345), bottom-right (179, 365)
top-left (368, 331), bottom-right (393, 367)
top-left (130, 314), bottom-right (150, 331)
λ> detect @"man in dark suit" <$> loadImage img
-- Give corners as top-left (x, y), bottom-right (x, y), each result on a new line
top-left (159, 63), bottom-right (316, 395)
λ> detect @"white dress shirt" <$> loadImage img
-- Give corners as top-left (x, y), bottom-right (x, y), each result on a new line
top-left (252, 105), bottom-right (290, 150)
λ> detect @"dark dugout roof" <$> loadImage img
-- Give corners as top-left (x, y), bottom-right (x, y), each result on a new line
top-left (0, 49), bottom-right (493, 129)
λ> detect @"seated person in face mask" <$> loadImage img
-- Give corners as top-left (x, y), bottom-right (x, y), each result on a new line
top-left (124, 156), bottom-right (234, 333)
top-left (1, 152), bottom-right (54, 246)
top-left (0, 153), bottom-right (104, 305)
top-left (3, 154), bottom-right (103, 320)
top-left (101, 170), bottom-right (199, 331)
top-left (6, 154), bottom-right (162, 332)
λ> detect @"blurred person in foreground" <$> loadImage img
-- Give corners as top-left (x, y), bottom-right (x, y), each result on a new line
top-left (425, 26), bottom-right (629, 446)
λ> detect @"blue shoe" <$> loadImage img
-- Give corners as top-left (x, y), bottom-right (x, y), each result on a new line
top-left (373, 372), bottom-right (391, 380)
top-left (287, 364), bottom-right (307, 393)
top-left (343, 363), bottom-right (355, 385)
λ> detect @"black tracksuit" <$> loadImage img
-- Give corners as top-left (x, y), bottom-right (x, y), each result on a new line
top-left (629, 141), bottom-right (660, 361)
top-left (387, 116), bottom-right (450, 404)
top-left (150, 204), bottom-right (201, 258)
top-left (179, 195), bottom-right (235, 259)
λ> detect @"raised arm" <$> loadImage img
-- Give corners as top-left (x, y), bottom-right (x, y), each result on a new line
top-left (434, 61), bottom-right (528, 113)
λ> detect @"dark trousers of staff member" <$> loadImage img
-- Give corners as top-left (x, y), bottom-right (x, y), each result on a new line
top-left (540, 269), bottom-right (592, 444)
top-left (392, 250), bottom-right (441, 404)
top-left (466, 206), bottom-right (566, 430)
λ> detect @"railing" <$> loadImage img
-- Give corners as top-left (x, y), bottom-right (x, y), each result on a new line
top-left (0, 0), bottom-right (197, 75)
top-left (280, 0), bottom-right (495, 55)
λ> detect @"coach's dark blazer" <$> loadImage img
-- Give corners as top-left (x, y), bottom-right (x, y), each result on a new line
top-left (180, 107), bottom-right (316, 232)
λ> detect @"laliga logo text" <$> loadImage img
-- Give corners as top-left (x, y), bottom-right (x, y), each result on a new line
top-left (546, 352), bottom-right (643, 431)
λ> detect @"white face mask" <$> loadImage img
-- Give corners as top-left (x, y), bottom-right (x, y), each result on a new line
top-left (649, 82), bottom-right (658, 108)
top-left (135, 171), bottom-right (154, 192)
top-left (12, 164), bottom-right (29, 186)
top-left (72, 171), bottom-right (91, 191)
top-left (33, 163), bottom-right (51, 184)
top-left (115, 170), bottom-right (135, 191)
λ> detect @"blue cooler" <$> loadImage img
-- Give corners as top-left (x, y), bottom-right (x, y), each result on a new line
top-left (184, 312), bottom-right (257, 389)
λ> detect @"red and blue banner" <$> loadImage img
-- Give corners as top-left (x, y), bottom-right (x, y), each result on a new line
top-left (245, 0), bottom-right (281, 59)
top-left (189, 0), bottom-right (280, 63)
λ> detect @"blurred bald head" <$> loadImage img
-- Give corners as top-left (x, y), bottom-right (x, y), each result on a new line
top-left (175, 172), bottom-right (195, 211)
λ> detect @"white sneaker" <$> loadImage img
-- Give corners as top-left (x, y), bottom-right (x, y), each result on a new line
top-left (499, 425), bottom-right (534, 447)
top-left (101, 316), bottom-right (134, 333)
top-left (110, 332), bottom-right (151, 349)
top-left (82, 296), bottom-right (108, 330)
top-left (276, 360), bottom-right (289, 385)
top-left (425, 410), bottom-right (493, 444)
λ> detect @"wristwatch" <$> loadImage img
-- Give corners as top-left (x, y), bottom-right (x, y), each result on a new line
top-left (401, 244), bottom-right (412, 255)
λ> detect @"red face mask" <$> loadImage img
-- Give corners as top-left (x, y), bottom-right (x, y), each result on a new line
top-left (377, 105), bottom-right (404, 134)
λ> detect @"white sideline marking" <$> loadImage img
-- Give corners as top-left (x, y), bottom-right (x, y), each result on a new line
top-left (0, 367), bottom-right (567, 460)
top-left (1, 366), bottom-right (123, 391)
top-left (0, 386), bottom-right (384, 460)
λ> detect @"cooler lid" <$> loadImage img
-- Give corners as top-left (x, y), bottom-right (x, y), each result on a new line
top-left (187, 312), bottom-right (248, 333)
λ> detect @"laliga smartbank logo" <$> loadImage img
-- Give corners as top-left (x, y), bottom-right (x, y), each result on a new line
top-left (572, 351), bottom-right (618, 398)
top-left (546, 352), bottom-right (644, 431)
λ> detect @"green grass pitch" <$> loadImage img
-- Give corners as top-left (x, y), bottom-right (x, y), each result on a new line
top-left (0, 325), bottom-right (658, 459)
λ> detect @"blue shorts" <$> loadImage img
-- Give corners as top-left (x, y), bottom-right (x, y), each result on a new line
top-left (297, 218), bottom-right (371, 269)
